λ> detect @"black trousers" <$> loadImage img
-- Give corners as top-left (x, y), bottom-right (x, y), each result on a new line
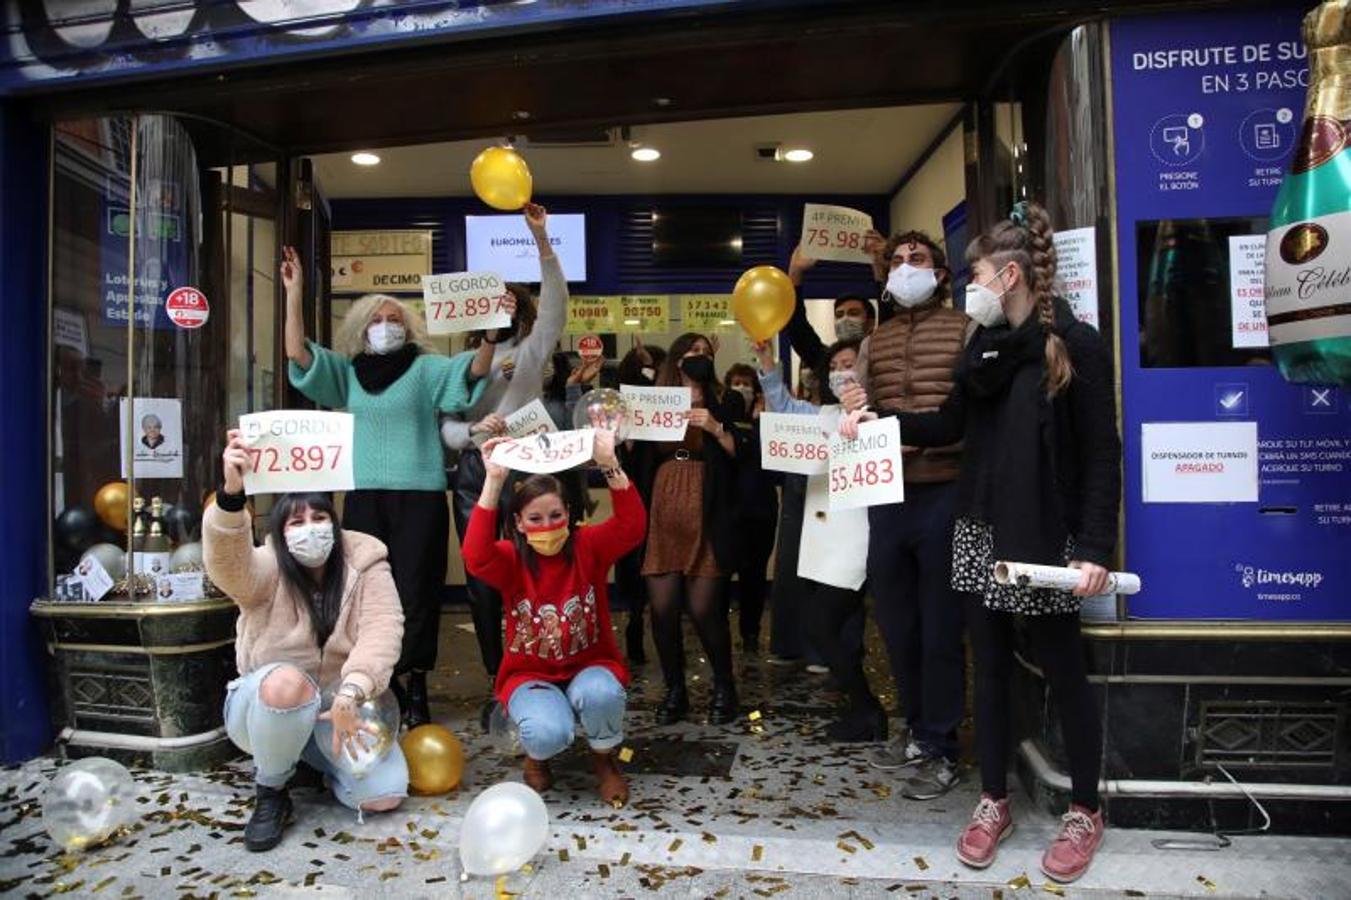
top-left (803, 581), bottom-right (879, 711)
top-left (867, 481), bottom-right (965, 760)
top-left (966, 594), bottom-right (1102, 809)
top-left (342, 488), bottom-right (449, 674)
top-left (452, 449), bottom-right (505, 677)
top-left (731, 509), bottom-right (778, 648)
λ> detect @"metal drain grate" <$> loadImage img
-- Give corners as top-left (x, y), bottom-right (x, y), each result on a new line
top-left (1196, 701), bottom-right (1342, 770)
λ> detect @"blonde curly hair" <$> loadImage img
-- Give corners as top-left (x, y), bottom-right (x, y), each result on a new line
top-left (333, 294), bottom-right (434, 358)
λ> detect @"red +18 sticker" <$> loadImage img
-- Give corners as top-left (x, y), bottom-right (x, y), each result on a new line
top-left (165, 286), bottom-right (210, 329)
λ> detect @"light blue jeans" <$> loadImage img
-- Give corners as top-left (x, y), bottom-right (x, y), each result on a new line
top-left (224, 662), bottom-right (408, 810)
top-left (507, 665), bottom-right (626, 760)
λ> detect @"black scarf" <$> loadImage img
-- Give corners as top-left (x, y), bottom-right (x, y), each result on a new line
top-left (351, 344), bottom-right (419, 394)
top-left (957, 314), bottom-right (1068, 565)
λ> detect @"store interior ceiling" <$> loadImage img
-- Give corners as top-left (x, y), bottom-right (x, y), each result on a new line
top-left (308, 104), bottom-right (961, 198)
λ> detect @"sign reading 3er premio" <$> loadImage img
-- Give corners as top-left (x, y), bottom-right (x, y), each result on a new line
top-left (489, 429), bottom-right (594, 475)
top-left (620, 386), bottom-right (692, 442)
top-left (239, 411), bottom-right (355, 495)
top-left (759, 412), bottom-right (829, 475)
top-left (827, 417), bottom-right (904, 510)
top-left (800, 203), bottom-right (874, 264)
top-left (422, 271), bottom-right (513, 335)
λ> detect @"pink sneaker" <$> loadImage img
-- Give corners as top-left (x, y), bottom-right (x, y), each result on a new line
top-left (1040, 804), bottom-right (1105, 883)
top-left (956, 794), bottom-right (1013, 868)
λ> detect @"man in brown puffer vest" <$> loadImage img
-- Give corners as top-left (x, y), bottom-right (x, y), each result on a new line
top-left (840, 230), bottom-right (972, 801)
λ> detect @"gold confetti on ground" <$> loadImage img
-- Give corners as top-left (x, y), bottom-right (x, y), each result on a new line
top-left (574, 835), bottom-right (588, 850)
top-left (668, 838), bottom-right (683, 852)
top-left (748, 710), bottom-right (762, 721)
top-left (618, 747), bottom-right (634, 763)
top-left (1008, 873), bottom-right (1031, 889)
top-left (751, 844), bottom-right (764, 862)
top-left (1197, 875), bottom-right (1218, 891)
top-left (598, 864), bottom-right (610, 878)
top-left (620, 852), bottom-right (632, 865)
top-left (702, 832), bottom-right (717, 844)
top-left (558, 849), bottom-right (570, 863)
top-left (912, 856), bottom-right (929, 871)
top-left (1041, 884), bottom-right (1065, 896)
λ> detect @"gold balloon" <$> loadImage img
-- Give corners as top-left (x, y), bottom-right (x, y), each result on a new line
top-left (93, 482), bottom-right (131, 531)
top-left (401, 724), bottom-right (464, 795)
top-left (470, 146), bottom-right (533, 211)
top-left (732, 266), bottom-right (795, 342)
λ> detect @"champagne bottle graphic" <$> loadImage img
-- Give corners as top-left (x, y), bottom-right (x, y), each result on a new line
top-left (1264, 0), bottom-right (1351, 385)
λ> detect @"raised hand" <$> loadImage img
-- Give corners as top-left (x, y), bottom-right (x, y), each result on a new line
top-left (838, 408), bottom-right (878, 440)
top-left (471, 414), bottom-right (507, 436)
top-left (788, 244), bottom-right (817, 284)
top-left (592, 428), bottom-right (619, 469)
top-left (481, 436), bottom-right (511, 483)
top-left (280, 246), bottom-right (303, 301)
top-left (524, 202), bottom-right (548, 236)
top-left (221, 428), bottom-right (250, 494)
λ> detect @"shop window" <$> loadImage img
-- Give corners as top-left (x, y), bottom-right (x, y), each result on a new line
top-left (50, 115), bottom-right (280, 602)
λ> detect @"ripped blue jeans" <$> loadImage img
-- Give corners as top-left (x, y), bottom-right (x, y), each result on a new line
top-left (506, 665), bottom-right (626, 760)
top-left (224, 662), bottom-right (408, 811)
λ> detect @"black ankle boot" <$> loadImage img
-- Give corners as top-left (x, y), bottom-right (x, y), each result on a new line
top-left (244, 783), bottom-right (292, 852)
top-left (709, 682), bottom-right (739, 725)
top-left (825, 701), bottom-right (888, 743)
top-left (389, 673), bottom-right (409, 722)
top-left (406, 670), bottom-right (431, 729)
top-left (655, 684), bottom-right (688, 725)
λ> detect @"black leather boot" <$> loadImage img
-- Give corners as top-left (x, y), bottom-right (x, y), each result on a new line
top-left (244, 783), bottom-right (292, 852)
top-left (389, 673), bottom-right (409, 724)
top-left (654, 684), bottom-right (689, 726)
top-left (708, 682), bottom-right (739, 725)
top-left (406, 670), bottom-right (431, 729)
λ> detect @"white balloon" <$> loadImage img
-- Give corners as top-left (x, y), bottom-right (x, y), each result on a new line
top-left (459, 782), bottom-right (549, 877)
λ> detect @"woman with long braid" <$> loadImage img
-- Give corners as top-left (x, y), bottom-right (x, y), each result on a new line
top-left (842, 202), bottom-right (1121, 883)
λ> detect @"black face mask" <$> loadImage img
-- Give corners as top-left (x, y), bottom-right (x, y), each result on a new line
top-left (680, 355), bottom-right (714, 383)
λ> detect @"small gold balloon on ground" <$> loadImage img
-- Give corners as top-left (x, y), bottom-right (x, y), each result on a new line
top-left (401, 724), bottom-right (464, 794)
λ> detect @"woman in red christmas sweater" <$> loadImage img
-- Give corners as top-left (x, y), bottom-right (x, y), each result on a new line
top-left (462, 429), bottom-right (646, 806)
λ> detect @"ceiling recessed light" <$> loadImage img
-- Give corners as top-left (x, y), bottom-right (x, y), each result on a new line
top-left (350, 152), bottom-right (381, 166)
top-left (782, 148), bottom-right (814, 163)
top-left (513, 110), bottom-right (531, 121)
top-left (631, 147), bottom-right (661, 162)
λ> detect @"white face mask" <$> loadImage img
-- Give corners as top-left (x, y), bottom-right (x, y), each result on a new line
top-left (285, 522), bottom-right (335, 568)
top-left (640, 366), bottom-right (656, 383)
top-left (827, 369), bottom-right (858, 397)
top-left (366, 321), bottom-right (406, 354)
top-left (964, 268), bottom-right (1010, 328)
top-left (885, 264), bottom-right (938, 308)
top-left (732, 384), bottom-right (755, 407)
top-left (834, 316), bottom-right (868, 343)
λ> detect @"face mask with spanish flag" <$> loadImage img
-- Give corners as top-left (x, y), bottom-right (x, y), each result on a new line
top-left (524, 521), bottom-right (570, 556)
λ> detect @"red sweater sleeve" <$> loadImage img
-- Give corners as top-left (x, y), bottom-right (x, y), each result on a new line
top-left (462, 503), bottom-right (519, 592)
top-left (581, 484), bottom-right (647, 568)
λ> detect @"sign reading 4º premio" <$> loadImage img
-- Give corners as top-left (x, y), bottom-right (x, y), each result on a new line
top-left (239, 411), bottom-right (355, 495)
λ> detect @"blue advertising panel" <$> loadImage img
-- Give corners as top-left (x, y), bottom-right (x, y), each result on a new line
top-left (1111, 8), bottom-right (1350, 620)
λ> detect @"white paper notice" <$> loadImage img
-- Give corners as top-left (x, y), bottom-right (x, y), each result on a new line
top-left (120, 398), bottom-right (184, 479)
top-left (74, 553), bottom-right (116, 602)
top-left (760, 412), bottom-right (829, 475)
top-left (1228, 235), bottom-right (1269, 349)
top-left (422, 271), bottom-right (513, 335)
top-left (155, 572), bottom-right (205, 603)
top-left (620, 386), bottom-right (691, 442)
top-left (53, 307), bottom-right (89, 356)
top-left (827, 417), bottom-right (905, 510)
top-left (1052, 226), bottom-right (1099, 329)
top-left (489, 428), bottom-right (594, 474)
top-left (800, 203), bottom-right (874, 264)
top-left (1141, 421), bottom-right (1259, 504)
top-left (238, 410), bottom-right (356, 496)
top-left (504, 398), bottom-right (559, 438)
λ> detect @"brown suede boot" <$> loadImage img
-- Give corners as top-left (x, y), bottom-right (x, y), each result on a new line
top-left (590, 750), bottom-right (629, 808)
top-left (523, 756), bottom-right (553, 793)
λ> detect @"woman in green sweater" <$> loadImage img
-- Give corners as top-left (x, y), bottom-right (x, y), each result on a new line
top-left (283, 248), bottom-right (487, 727)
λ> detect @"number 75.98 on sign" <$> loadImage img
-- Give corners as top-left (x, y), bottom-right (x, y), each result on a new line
top-left (238, 411), bottom-right (356, 495)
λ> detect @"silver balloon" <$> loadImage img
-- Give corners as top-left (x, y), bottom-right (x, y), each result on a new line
top-left (79, 543), bottom-right (126, 582)
top-left (485, 700), bottom-right (521, 757)
top-left (168, 541), bottom-right (203, 572)
top-left (315, 687), bottom-right (400, 779)
top-left (43, 757), bottom-right (138, 852)
top-left (571, 387), bottom-right (629, 441)
top-left (458, 782), bottom-right (550, 877)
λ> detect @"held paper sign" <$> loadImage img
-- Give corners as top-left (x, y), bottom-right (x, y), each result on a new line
top-left (471, 398), bottom-right (559, 448)
top-left (489, 429), bottom-right (594, 474)
top-left (422, 271), bottom-right (513, 335)
top-left (1052, 226), bottom-right (1100, 329)
top-left (827, 417), bottom-right (905, 510)
top-left (239, 411), bottom-right (356, 496)
top-left (759, 412), bottom-right (829, 475)
top-left (620, 386), bottom-right (692, 442)
top-left (1228, 235), bottom-right (1269, 349)
top-left (1142, 421), bottom-right (1259, 504)
top-left (800, 203), bottom-right (874, 264)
